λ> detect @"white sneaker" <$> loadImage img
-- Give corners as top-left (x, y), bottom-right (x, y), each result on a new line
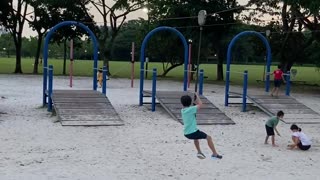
top-left (197, 152), bottom-right (206, 159)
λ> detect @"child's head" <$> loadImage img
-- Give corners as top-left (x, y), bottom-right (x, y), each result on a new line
top-left (277, 110), bottom-right (284, 118)
top-left (290, 124), bottom-right (301, 132)
top-left (181, 95), bottom-right (192, 107)
top-left (98, 68), bottom-right (103, 73)
top-left (277, 65), bottom-right (282, 69)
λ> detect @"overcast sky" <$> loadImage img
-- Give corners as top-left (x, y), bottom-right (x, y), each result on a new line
top-left (22, 0), bottom-right (248, 37)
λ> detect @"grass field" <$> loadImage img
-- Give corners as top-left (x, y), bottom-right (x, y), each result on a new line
top-left (1, 57), bottom-right (320, 87)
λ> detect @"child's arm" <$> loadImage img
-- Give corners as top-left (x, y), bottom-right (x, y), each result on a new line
top-left (281, 73), bottom-right (286, 83)
top-left (274, 127), bottom-right (281, 136)
top-left (288, 136), bottom-right (299, 149)
top-left (194, 93), bottom-right (203, 109)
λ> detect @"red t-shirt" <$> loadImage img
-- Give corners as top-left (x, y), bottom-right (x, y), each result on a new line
top-left (273, 69), bottom-right (283, 80)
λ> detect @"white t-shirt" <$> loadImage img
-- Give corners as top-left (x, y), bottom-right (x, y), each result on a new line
top-left (292, 132), bottom-right (312, 146)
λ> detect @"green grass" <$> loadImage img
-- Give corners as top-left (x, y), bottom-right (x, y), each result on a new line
top-left (1, 57), bottom-right (320, 87)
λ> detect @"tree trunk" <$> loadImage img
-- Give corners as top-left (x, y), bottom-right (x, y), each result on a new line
top-left (63, 39), bottom-right (67, 75)
top-left (33, 34), bottom-right (43, 74)
top-left (216, 59), bottom-right (224, 81)
top-left (14, 36), bottom-right (23, 74)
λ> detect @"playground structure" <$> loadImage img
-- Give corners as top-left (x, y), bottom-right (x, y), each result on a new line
top-left (225, 31), bottom-right (320, 124)
top-left (139, 26), bottom-right (234, 125)
top-left (42, 21), bottom-right (123, 126)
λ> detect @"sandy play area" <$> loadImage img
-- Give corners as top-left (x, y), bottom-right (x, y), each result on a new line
top-left (0, 74), bottom-right (319, 180)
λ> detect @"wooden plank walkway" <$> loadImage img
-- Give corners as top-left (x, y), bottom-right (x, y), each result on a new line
top-left (51, 90), bottom-right (124, 126)
top-left (230, 92), bottom-right (320, 124)
top-left (144, 91), bottom-right (234, 125)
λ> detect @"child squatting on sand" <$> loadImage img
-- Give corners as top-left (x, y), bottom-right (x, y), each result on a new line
top-left (264, 110), bottom-right (284, 147)
top-left (287, 124), bottom-right (312, 151)
top-left (180, 93), bottom-right (222, 159)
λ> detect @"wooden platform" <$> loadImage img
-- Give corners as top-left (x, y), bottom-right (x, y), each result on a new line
top-left (144, 91), bottom-right (234, 125)
top-left (51, 90), bottom-right (123, 126)
top-left (230, 92), bottom-right (320, 124)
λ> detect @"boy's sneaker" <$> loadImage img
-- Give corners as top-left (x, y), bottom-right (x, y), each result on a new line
top-left (196, 152), bottom-right (206, 159)
top-left (211, 154), bottom-right (223, 159)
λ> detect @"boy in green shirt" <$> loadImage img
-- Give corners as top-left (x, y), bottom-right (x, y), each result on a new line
top-left (264, 111), bottom-right (284, 147)
top-left (180, 93), bottom-right (222, 159)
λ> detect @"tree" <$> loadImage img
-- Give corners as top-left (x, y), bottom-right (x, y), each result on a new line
top-left (86, 0), bottom-right (146, 74)
top-left (0, 0), bottom-right (29, 73)
top-left (146, 0), bottom-right (242, 80)
top-left (247, 0), bottom-right (320, 71)
top-left (26, 0), bottom-right (95, 74)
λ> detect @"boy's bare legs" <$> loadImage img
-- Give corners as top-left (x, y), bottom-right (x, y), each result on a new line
top-left (275, 87), bottom-right (279, 97)
top-left (264, 136), bottom-right (269, 144)
top-left (270, 87), bottom-right (276, 96)
top-left (271, 135), bottom-right (278, 147)
top-left (194, 140), bottom-right (201, 153)
top-left (206, 135), bottom-right (219, 155)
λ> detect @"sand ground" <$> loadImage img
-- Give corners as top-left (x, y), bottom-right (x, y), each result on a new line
top-left (0, 75), bottom-right (319, 180)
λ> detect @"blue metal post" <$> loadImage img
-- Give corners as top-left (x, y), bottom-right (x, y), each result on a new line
top-left (242, 70), bottom-right (248, 112)
top-left (152, 68), bottom-right (157, 112)
top-left (286, 71), bottom-right (291, 96)
top-left (224, 71), bottom-right (230, 106)
top-left (199, 69), bottom-right (204, 95)
top-left (102, 66), bottom-right (107, 95)
top-left (48, 65), bottom-right (53, 112)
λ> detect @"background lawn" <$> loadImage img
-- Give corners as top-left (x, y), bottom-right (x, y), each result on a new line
top-left (1, 57), bottom-right (320, 87)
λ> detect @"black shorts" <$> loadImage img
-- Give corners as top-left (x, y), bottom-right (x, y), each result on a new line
top-left (265, 125), bottom-right (275, 136)
top-left (298, 142), bottom-right (311, 151)
top-left (274, 80), bottom-right (282, 87)
top-left (185, 130), bottom-right (207, 140)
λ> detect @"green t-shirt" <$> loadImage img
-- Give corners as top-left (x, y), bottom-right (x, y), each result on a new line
top-left (265, 116), bottom-right (279, 128)
top-left (181, 106), bottom-right (198, 135)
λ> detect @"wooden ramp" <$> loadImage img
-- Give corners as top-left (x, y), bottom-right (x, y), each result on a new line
top-left (51, 90), bottom-right (124, 126)
top-left (230, 92), bottom-right (320, 124)
top-left (144, 91), bottom-right (234, 125)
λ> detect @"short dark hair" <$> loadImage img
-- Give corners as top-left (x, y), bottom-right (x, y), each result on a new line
top-left (290, 124), bottom-right (301, 131)
top-left (277, 110), bottom-right (284, 117)
top-left (277, 65), bottom-right (282, 69)
top-left (181, 95), bottom-right (192, 107)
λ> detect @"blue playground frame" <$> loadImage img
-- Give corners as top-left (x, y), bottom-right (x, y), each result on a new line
top-left (225, 31), bottom-right (272, 106)
top-left (139, 26), bottom-right (189, 106)
top-left (42, 21), bottom-right (99, 106)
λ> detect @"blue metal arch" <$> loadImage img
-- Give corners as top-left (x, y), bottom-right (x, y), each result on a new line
top-left (42, 21), bottom-right (99, 106)
top-left (139, 26), bottom-right (189, 106)
top-left (225, 31), bottom-right (272, 106)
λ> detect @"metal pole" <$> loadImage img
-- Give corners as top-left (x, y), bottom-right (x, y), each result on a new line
top-left (286, 71), bottom-right (291, 96)
top-left (224, 71), bottom-right (230, 106)
top-left (194, 26), bottom-right (203, 93)
top-left (145, 57), bottom-right (149, 79)
top-left (48, 65), bottom-right (53, 112)
top-left (242, 70), bottom-right (248, 112)
top-left (131, 42), bottom-right (135, 88)
top-left (152, 68), bottom-right (157, 112)
top-left (188, 42), bottom-right (192, 88)
top-left (199, 69), bottom-right (204, 95)
top-left (69, 39), bottom-right (74, 88)
top-left (102, 66), bottom-right (107, 95)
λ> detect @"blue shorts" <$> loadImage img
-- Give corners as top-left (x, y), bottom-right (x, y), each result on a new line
top-left (185, 130), bottom-right (207, 140)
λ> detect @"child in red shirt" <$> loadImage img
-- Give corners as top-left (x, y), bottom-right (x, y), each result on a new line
top-left (270, 65), bottom-right (286, 97)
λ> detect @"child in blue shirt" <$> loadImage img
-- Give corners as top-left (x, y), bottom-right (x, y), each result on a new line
top-left (180, 93), bottom-right (222, 159)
